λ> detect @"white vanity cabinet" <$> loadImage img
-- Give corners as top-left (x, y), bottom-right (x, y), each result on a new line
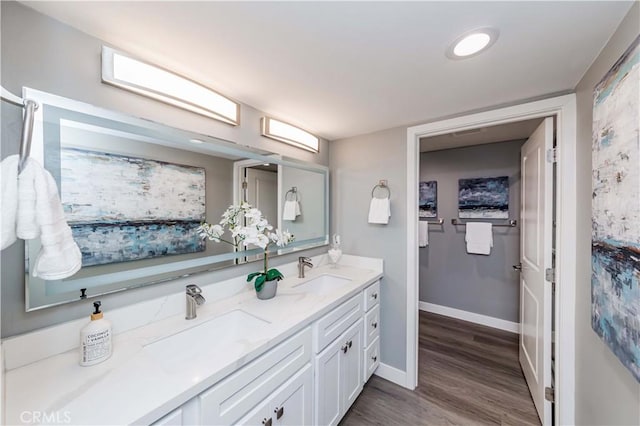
top-left (312, 279), bottom-right (382, 426)
top-left (362, 280), bottom-right (381, 382)
top-left (237, 364), bottom-right (312, 426)
top-left (198, 328), bottom-right (312, 425)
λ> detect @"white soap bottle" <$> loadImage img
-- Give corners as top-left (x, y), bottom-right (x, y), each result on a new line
top-left (80, 301), bottom-right (112, 366)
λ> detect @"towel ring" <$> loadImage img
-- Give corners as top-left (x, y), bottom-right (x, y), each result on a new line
top-left (285, 187), bottom-right (299, 201)
top-left (371, 181), bottom-right (391, 198)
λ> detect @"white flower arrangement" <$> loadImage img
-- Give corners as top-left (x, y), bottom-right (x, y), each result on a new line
top-left (197, 202), bottom-right (294, 291)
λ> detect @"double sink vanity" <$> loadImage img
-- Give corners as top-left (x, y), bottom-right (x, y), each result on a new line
top-left (3, 255), bottom-right (383, 425)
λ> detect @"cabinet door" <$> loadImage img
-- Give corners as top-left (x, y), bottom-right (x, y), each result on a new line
top-left (341, 319), bottom-right (363, 412)
top-left (151, 408), bottom-right (183, 426)
top-left (314, 336), bottom-right (343, 426)
top-left (272, 364), bottom-right (312, 426)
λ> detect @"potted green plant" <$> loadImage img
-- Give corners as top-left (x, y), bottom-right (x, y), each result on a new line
top-left (197, 203), bottom-right (294, 300)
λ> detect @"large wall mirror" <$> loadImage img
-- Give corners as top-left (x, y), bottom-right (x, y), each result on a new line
top-left (24, 88), bottom-right (328, 311)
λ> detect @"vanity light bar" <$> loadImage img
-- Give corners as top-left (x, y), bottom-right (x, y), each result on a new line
top-left (261, 117), bottom-right (319, 153)
top-left (101, 46), bottom-right (240, 126)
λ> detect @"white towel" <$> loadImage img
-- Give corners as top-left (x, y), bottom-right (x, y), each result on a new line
top-left (16, 158), bottom-right (40, 239)
top-left (23, 159), bottom-right (82, 280)
top-left (465, 222), bottom-right (493, 255)
top-left (419, 221), bottom-right (429, 247)
top-left (283, 200), bottom-right (300, 221)
top-left (1, 155), bottom-right (19, 250)
top-left (368, 197), bottom-right (391, 224)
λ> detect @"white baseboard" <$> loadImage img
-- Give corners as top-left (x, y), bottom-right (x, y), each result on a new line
top-left (419, 301), bottom-right (520, 334)
top-left (373, 362), bottom-right (408, 388)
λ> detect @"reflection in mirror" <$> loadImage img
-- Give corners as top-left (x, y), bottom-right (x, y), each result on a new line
top-left (24, 88), bottom-right (328, 311)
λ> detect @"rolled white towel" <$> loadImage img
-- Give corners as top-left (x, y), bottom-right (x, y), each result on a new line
top-left (1, 155), bottom-right (19, 250)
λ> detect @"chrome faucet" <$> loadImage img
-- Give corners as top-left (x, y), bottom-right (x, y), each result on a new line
top-left (298, 257), bottom-right (313, 279)
top-left (185, 284), bottom-right (205, 320)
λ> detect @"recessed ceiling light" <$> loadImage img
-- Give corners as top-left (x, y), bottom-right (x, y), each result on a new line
top-left (446, 28), bottom-right (499, 59)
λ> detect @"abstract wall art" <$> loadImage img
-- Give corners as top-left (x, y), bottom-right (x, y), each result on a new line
top-left (591, 35), bottom-right (640, 382)
top-left (419, 181), bottom-right (437, 218)
top-left (60, 148), bottom-right (206, 266)
top-left (458, 176), bottom-right (509, 219)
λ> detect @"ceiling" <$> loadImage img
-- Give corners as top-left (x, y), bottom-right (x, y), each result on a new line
top-left (22, 1), bottom-right (633, 141)
top-left (420, 118), bottom-right (543, 152)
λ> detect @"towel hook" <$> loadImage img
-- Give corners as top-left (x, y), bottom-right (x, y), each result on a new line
top-left (285, 187), bottom-right (298, 201)
top-left (371, 180), bottom-right (391, 198)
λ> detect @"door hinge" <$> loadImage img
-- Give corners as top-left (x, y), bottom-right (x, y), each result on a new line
top-left (242, 181), bottom-right (248, 189)
top-left (545, 386), bottom-right (555, 403)
top-left (545, 268), bottom-right (555, 283)
top-left (546, 148), bottom-right (557, 163)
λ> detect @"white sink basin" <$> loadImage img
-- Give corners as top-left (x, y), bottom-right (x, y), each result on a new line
top-left (145, 309), bottom-right (271, 373)
top-left (292, 274), bottom-right (352, 294)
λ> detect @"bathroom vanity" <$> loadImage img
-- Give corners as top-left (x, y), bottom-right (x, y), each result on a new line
top-left (2, 255), bottom-right (382, 425)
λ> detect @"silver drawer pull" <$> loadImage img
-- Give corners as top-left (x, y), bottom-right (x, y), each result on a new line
top-left (372, 355), bottom-right (377, 362)
top-left (371, 321), bottom-right (378, 329)
top-left (342, 344), bottom-right (348, 354)
top-left (275, 406), bottom-right (284, 419)
top-left (371, 293), bottom-right (378, 300)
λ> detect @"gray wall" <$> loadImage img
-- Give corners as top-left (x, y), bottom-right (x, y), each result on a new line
top-left (0, 2), bottom-right (328, 337)
top-left (574, 3), bottom-right (640, 425)
top-left (330, 126), bottom-right (407, 371)
top-left (419, 140), bottom-right (524, 323)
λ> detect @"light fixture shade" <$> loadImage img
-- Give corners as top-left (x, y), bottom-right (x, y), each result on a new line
top-left (261, 117), bottom-right (319, 153)
top-left (102, 46), bottom-right (239, 126)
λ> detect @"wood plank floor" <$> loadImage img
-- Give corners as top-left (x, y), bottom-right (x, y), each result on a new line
top-left (340, 311), bottom-right (541, 426)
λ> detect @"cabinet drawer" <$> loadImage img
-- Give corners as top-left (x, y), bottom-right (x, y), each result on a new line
top-left (313, 295), bottom-right (362, 353)
top-left (364, 304), bottom-right (380, 347)
top-left (199, 327), bottom-right (312, 425)
top-left (363, 337), bottom-right (380, 383)
top-left (363, 281), bottom-right (380, 312)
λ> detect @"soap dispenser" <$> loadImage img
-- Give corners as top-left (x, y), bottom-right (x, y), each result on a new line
top-left (80, 301), bottom-right (112, 366)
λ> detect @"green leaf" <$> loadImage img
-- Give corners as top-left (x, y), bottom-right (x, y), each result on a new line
top-left (247, 271), bottom-right (262, 282)
top-left (266, 268), bottom-right (284, 281)
top-left (255, 275), bottom-right (267, 292)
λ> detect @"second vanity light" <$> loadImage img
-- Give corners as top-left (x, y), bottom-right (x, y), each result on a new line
top-left (261, 116), bottom-right (319, 153)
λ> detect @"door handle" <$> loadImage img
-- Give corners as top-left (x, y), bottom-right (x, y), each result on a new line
top-left (512, 263), bottom-right (522, 271)
top-left (342, 344), bottom-right (348, 354)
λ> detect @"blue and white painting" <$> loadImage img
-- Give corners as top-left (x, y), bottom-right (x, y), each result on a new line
top-left (419, 181), bottom-right (437, 218)
top-left (458, 176), bottom-right (509, 219)
top-left (60, 148), bottom-right (206, 266)
top-left (591, 35), bottom-right (640, 382)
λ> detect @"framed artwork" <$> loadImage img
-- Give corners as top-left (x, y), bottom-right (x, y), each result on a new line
top-left (419, 181), bottom-right (437, 218)
top-left (591, 35), bottom-right (639, 381)
top-left (61, 148), bottom-right (206, 266)
top-left (458, 176), bottom-right (509, 219)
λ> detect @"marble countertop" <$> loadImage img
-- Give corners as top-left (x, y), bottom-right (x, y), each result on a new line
top-left (3, 260), bottom-right (382, 425)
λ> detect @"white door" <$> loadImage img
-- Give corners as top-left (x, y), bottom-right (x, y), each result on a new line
top-left (245, 168), bottom-right (278, 225)
top-left (273, 365), bottom-right (312, 426)
top-left (341, 319), bottom-right (363, 412)
top-left (244, 167), bottom-right (278, 261)
top-left (519, 117), bottom-right (554, 425)
top-left (314, 337), bottom-right (342, 426)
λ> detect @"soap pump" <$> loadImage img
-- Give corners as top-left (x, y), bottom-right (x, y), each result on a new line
top-left (79, 301), bottom-right (112, 366)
